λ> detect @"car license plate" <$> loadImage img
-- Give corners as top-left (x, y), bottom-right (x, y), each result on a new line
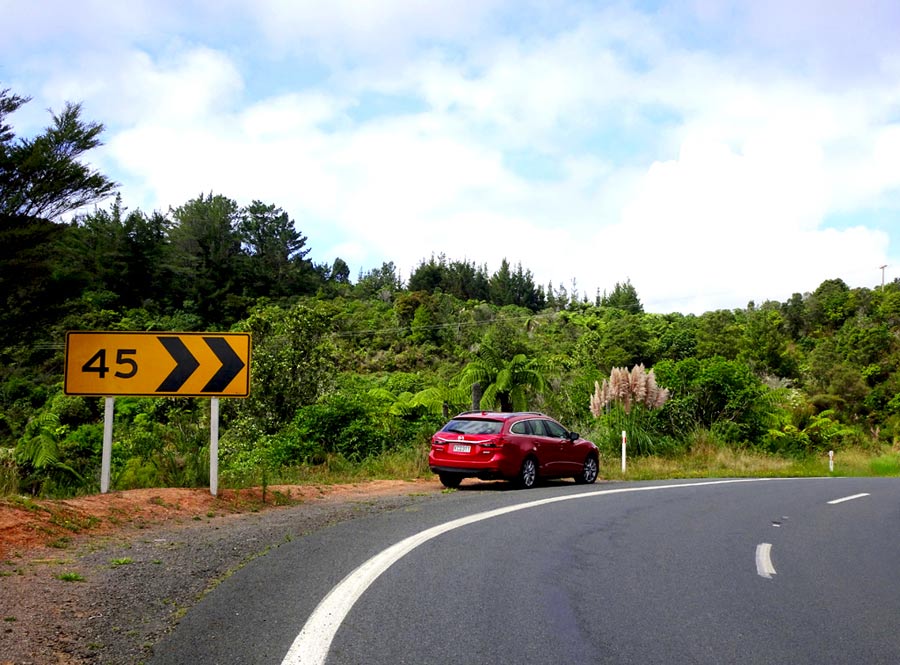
top-left (452, 444), bottom-right (471, 453)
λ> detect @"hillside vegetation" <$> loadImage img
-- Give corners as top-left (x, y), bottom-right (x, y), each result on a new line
top-left (3, 88), bottom-right (900, 497)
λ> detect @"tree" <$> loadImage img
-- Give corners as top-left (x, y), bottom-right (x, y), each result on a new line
top-left (329, 257), bottom-right (351, 284)
top-left (238, 200), bottom-right (315, 299)
top-left (356, 261), bottom-right (401, 301)
top-left (457, 343), bottom-right (547, 412)
top-left (654, 313), bottom-right (698, 361)
top-left (574, 309), bottom-right (654, 370)
top-left (695, 309), bottom-right (742, 359)
top-left (445, 259), bottom-right (490, 301)
top-left (654, 356), bottom-right (774, 443)
top-left (806, 278), bottom-right (852, 332)
top-left (168, 193), bottom-right (244, 324)
top-left (600, 279), bottom-right (643, 314)
top-left (0, 89), bottom-right (117, 348)
top-left (489, 259), bottom-right (543, 311)
top-left (739, 303), bottom-right (796, 378)
top-left (230, 302), bottom-right (337, 434)
top-left (0, 212), bottom-right (72, 348)
top-left (60, 196), bottom-right (173, 310)
top-left (408, 254), bottom-right (446, 293)
top-left (0, 90), bottom-right (116, 220)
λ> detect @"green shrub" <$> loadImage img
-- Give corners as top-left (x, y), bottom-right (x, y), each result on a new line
top-left (763, 410), bottom-right (862, 457)
top-left (0, 447), bottom-right (17, 495)
top-left (288, 393), bottom-right (393, 462)
top-left (115, 457), bottom-right (160, 490)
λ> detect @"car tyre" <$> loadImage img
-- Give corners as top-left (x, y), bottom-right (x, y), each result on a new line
top-left (438, 473), bottom-right (463, 489)
top-left (515, 457), bottom-right (538, 489)
top-left (575, 455), bottom-right (599, 484)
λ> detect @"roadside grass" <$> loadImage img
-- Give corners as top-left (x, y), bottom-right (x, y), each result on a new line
top-left (223, 443), bottom-right (900, 489)
top-left (221, 446), bottom-right (432, 489)
top-left (601, 445), bottom-right (900, 481)
top-left (4, 442), bottom-right (900, 500)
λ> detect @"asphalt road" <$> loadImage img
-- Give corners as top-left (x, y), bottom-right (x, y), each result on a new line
top-left (150, 477), bottom-right (900, 665)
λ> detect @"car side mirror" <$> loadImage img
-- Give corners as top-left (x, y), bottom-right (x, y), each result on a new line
top-left (568, 431), bottom-right (579, 442)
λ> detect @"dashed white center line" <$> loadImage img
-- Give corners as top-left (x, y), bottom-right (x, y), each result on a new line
top-left (756, 543), bottom-right (776, 579)
top-left (827, 493), bottom-right (870, 505)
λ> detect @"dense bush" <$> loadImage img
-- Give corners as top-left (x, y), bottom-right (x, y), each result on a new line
top-left (654, 356), bottom-right (775, 444)
top-left (4, 87), bottom-right (900, 496)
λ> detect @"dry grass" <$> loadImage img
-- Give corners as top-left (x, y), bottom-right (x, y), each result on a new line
top-left (600, 442), bottom-right (900, 481)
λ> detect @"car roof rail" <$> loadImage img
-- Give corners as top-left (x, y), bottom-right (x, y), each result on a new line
top-left (452, 410), bottom-right (548, 418)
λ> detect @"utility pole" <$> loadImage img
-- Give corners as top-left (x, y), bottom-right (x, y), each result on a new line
top-left (880, 264), bottom-right (888, 290)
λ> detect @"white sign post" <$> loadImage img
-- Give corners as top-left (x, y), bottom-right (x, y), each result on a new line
top-left (97, 396), bottom-right (222, 496)
top-left (210, 397), bottom-right (220, 496)
top-left (621, 430), bottom-right (627, 474)
top-left (829, 450), bottom-right (834, 473)
top-left (100, 397), bottom-right (114, 493)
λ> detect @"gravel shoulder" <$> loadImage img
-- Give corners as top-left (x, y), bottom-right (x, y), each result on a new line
top-left (0, 480), bottom-right (445, 665)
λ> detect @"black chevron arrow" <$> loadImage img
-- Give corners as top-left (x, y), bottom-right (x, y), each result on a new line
top-left (202, 337), bottom-right (245, 392)
top-left (157, 337), bottom-right (200, 392)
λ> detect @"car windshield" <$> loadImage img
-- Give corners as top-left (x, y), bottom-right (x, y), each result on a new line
top-left (440, 418), bottom-right (502, 435)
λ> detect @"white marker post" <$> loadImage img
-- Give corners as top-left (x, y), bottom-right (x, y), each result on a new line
top-left (828, 450), bottom-right (834, 473)
top-left (100, 397), bottom-right (114, 493)
top-left (621, 430), bottom-right (627, 474)
top-left (210, 397), bottom-right (220, 496)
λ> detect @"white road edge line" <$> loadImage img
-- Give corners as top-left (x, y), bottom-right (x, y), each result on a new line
top-left (281, 478), bottom-right (773, 665)
top-left (756, 543), bottom-right (776, 579)
top-left (827, 493), bottom-right (870, 505)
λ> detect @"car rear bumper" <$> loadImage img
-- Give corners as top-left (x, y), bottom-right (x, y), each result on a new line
top-left (429, 465), bottom-right (507, 480)
top-left (429, 448), bottom-right (517, 479)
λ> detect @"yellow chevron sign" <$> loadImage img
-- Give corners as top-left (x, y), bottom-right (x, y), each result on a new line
top-left (64, 331), bottom-right (251, 397)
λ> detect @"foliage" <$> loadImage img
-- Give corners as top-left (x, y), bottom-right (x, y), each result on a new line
top-left (0, 446), bottom-right (18, 495)
top-left (5, 88), bottom-right (900, 496)
top-left (407, 254), bottom-right (544, 310)
top-left (0, 89), bottom-right (116, 220)
top-left (599, 279), bottom-right (643, 314)
top-left (653, 356), bottom-right (775, 444)
top-left (283, 393), bottom-right (393, 462)
top-left (457, 346), bottom-right (547, 412)
top-left (764, 410), bottom-right (861, 457)
top-left (14, 412), bottom-right (84, 495)
top-left (238, 200), bottom-right (317, 300)
top-left (230, 302), bottom-right (337, 434)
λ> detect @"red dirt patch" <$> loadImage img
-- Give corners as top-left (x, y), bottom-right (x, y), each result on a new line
top-left (0, 479), bottom-right (443, 560)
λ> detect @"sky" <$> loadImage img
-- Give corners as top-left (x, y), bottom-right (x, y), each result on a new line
top-left (2, 0), bottom-right (899, 314)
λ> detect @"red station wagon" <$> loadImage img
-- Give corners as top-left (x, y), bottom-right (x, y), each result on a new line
top-left (429, 411), bottom-right (599, 489)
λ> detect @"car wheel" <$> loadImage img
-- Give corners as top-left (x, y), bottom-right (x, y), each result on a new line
top-left (438, 473), bottom-right (463, 489)
top-left (515, 457), bottom-right (538, 489)
top-left (576, 455), bottom-right (598, 484)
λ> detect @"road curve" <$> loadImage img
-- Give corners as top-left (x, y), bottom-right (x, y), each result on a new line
top-left (150, 477), bottom-right (900, 665)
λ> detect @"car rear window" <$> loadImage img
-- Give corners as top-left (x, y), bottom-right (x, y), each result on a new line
top-left (440, 418), bottom-right (502, 435)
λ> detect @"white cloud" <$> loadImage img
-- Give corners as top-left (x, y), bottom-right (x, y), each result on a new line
top-left (245, 0), bottom-right (506, 60)
top-left (591, 132), bottom-right (888, 312)
top-left (8, 0), bottom-right (899, 313)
